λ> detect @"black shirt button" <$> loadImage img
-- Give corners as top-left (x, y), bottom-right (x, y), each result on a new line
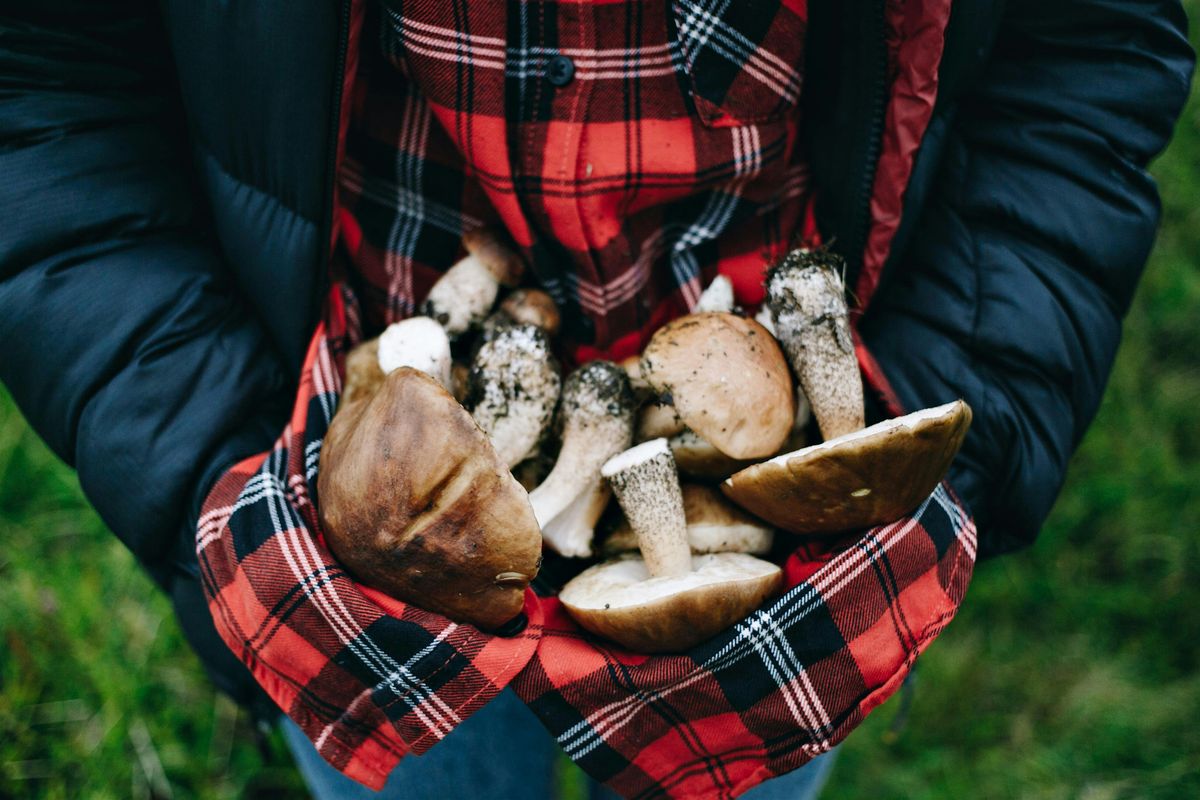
top-left (546, 54), bottom-right (575, 87)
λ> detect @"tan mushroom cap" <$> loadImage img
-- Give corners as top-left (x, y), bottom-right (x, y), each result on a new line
top-left (559, 553), bottom-right (782, 653)
top-left (499, 289), bottom-right (561, 337)
top-left (639, 313), bottom-right (794, 460)
top-left (463, 227), bottom-right (525, 286)
top-left (603, 484), bottom-right (774, 557)
top-left (722, 400), bottom-right (972, 535)
top-left (318, 368), bottom-right (542, 630)
top-left (342, 337), bottom-right (384, 407)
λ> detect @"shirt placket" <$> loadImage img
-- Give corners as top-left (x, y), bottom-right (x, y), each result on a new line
top-left (514, 0), bottom-right (603, 347)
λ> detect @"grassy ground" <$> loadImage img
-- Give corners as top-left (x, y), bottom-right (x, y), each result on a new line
top-left (2, 20), bottom-right (1198, 800)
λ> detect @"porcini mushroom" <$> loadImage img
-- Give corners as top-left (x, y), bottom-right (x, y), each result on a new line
top-left (377, 316), bottom-right (453, 389)
top-left (422, 227), bottom-right (525, 339)
top-left (498, 288), bottom-right (561, 337)
top-left (602, 484), bottom-right (774, 557)
top-left (723, 400), bottom-right (972, 534)
top-left (466, 323), bottom-right (560, 469)
top-left (318, 368), bottom-right (542, 630)
top-left (638, 313), bottom-right (794, 459)
top-left (559, 439), bottom-right (782, 653)
top-left (721, 247), bottom-right (972, 534)
top-left (528, 361), bottom-right (634, 558)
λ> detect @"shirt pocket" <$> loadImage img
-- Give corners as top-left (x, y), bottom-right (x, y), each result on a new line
top-left (669, 0), bottom-right (807, 128)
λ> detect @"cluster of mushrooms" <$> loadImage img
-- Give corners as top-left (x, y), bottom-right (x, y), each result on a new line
top-left (318, 230), bottom-right (972, 652)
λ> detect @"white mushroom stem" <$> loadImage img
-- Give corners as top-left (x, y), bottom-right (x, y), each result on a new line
top-left (695, 274), bottom-right (735, 313)
top-left (766, 249), bottom-right (865, 440)
top-left (530, 361), bottom-right (634, 557)
top-left (423, 229), bottom-right (524, 338)
top-left (377, 317), bottom-right (452, 389)
top-left (601, 439), bottom-right (691, 580)
top-left (467, 323), bottom-right (560, 468)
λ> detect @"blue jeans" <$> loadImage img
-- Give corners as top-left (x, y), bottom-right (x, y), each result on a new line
top-left (282, 689), bottom-right (838, 799)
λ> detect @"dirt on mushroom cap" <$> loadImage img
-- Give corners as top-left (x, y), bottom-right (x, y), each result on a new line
top-left (639, 313), bottom-right (794, 460)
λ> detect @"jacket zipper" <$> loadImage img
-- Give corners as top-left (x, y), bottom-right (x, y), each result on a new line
top-left (843, 0), bottom-right (888, 277)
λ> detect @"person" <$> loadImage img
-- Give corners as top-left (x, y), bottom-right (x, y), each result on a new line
top-left (0, 1), bottom-right (1192, 797)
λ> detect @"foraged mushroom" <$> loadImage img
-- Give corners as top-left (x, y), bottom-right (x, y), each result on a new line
top-left (559, 439), bottom-right (782, 653)
top-left (528, 361), bottom-right (634, 558)
top-left (724, 247), bottom-right (972, 534)
top-left (602, 484), bottom-right (774, 557)
top-left (639, 313), bottom-right (794, 459)
top-left (466, 323), bottom-right (560, 469)
top-left (422, 227), bottom-right (525, 338)
top-left (377, 316), bottom-right (453, 389)
top-left (318, 368), bottom-right (542, 630)
top-left (723, 400), bottom-right (972, 534)
top-left (764, 248), bottom-right (862, 440)
top-left (498, 288), bottom-right (561, 337)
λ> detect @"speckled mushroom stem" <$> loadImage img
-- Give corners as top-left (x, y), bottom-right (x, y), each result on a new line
top-left (765, 249), bottom-right (865, 440)
top-left (466, 323), bottom-right (560, 468)
top-left (529, 361), bottom-right (633, 520)
top-left (601, 439), bottom-right (691, 579)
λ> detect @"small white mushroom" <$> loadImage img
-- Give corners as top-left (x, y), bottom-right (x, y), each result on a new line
top-left (765, 248), bottom-right (863, 440)
top-left (377, 316), bottom-right (453, 389)
top-left (423, 228), bottom-right (525, 339)
top-left (529, 361), bottom-right (634, 558)
top-left (466, 323), bottom-right (560, 469)
top-left (695, 274), bottom-right (735, 313)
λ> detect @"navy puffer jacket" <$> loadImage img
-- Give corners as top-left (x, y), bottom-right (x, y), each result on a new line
top-left (0, 0), bottom-right (1192, 702)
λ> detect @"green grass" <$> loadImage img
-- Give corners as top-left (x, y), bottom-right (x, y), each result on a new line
top-left (3, 19), bottom-right (1200, 800)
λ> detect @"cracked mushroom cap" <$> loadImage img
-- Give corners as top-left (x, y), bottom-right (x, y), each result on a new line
top-left (722, 400), bottom-right (972, 535)
top-left (602, 484), bottom-right (774, 556)
top-left (639, 312), bottom-right (794, 460)
top-left (558, 553), bottom-right (782, 653)
top-left (318, 367), bottom-right (542, 630)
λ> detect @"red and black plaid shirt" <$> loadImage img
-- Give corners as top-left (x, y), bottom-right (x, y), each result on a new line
top-left (199, 0), bottom-right (972, 796)
top-left (338, 0), bottom-right (815, 356)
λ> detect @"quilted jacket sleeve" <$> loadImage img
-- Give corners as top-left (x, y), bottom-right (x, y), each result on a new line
top-left (0, 5), bottom-right (290, 578)
top-left (861, 0), bottom-right (1194, 556)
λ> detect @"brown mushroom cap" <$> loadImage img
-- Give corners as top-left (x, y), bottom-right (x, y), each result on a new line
top-left (722, 400), bottom-right (972, 535)
top-left (342, 337), bottom-right (384, 407)
top-left (318, 367), bottom-right (542, 630)
top-left (603, 484), bottom-right (774, 556)
top-left (639, 313), bottom-right (794, 460)
top-left (463, 227), bottom-right (525, 287)
top-left (499, 289), bottom-right (561, 337)
top-left (558, 553), bottom-right (782, 653)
